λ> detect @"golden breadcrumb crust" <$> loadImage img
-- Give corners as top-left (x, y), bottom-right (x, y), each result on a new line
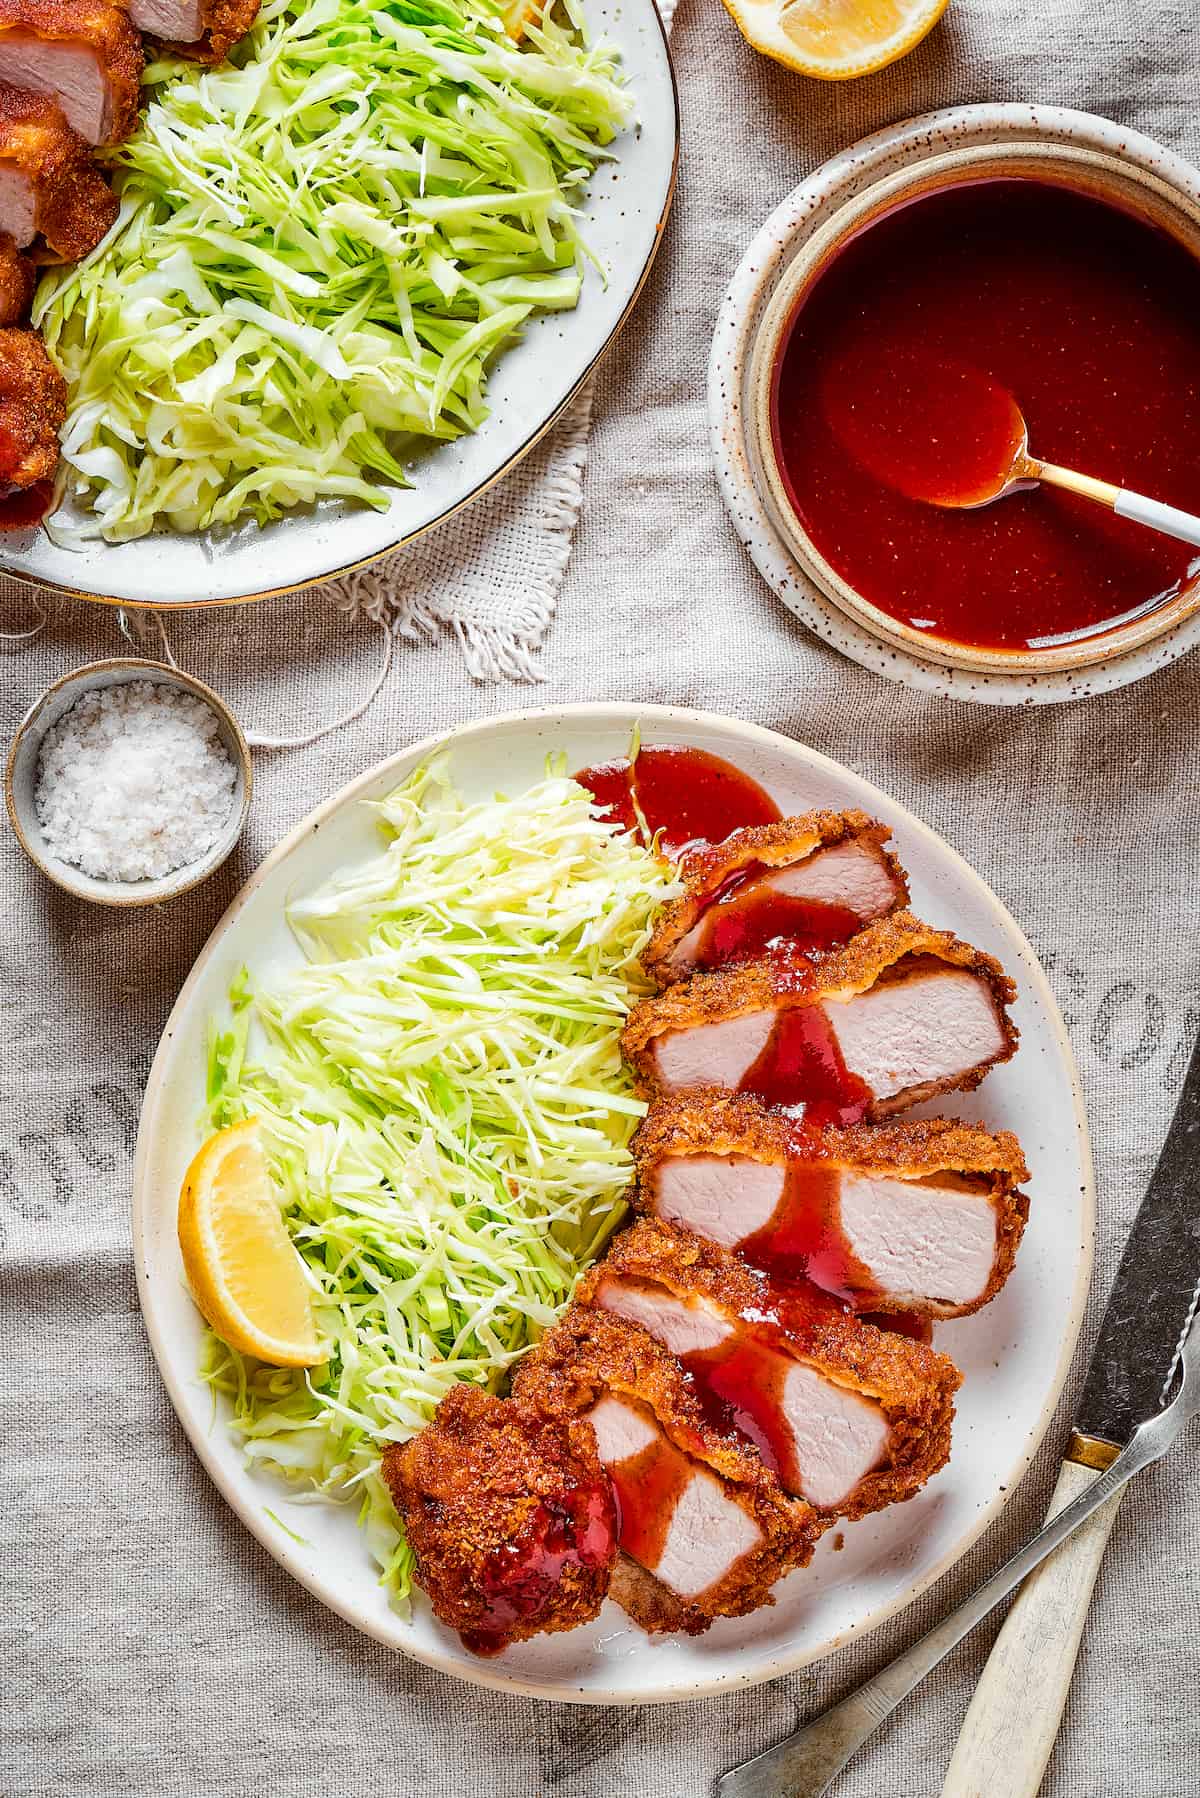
top-left (0, 231), bottom-right (33, 323)
top-left (0, 325), bottom-right (65, 486)
top-left (382, 1385), bottom-right (616, 1652)
top-left (0, 83), bottom-right (117, 259)
top-left (578, 1218), bottom-right (961, 1521)
top-left (0, 0), bottom-right (143, 142)
top-left (513, 1306), bottom-right (824, 1635)
top-left (623, 910), bottom-right (1019, 1114)
top-left (631, 1092), bottom-right (1029, 1317)
top-left (644, 809), bottom-right (909, 982)
top-left (152, 0), bottom-right (260, 64)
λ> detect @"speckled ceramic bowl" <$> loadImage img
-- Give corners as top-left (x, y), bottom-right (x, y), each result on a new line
top-left (710, 105), bottom-right (1200, 705)
top-left (5, 658), bottom-right (252, 906)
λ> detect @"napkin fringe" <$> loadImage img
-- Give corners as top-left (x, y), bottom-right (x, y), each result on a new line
top-left (328, 384), bottom-right (594, 683)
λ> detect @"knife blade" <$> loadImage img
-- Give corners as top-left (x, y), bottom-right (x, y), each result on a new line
top-left (1071, 1025), bottom-right (1200, 1461)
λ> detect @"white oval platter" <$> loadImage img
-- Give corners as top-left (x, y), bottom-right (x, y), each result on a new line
top-left (133, 703), bottom-right (1094, 1703)
top-left (1, 1), bottom-right (677, 608)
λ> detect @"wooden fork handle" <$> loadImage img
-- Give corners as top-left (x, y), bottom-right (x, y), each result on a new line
top-left (940, 1454), bottom-right (1126, 1798)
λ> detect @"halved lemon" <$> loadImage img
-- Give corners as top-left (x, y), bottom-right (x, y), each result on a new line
top-left (178, 1119), bottom-right (321, 1367)
top-left (720, 0), bottom-right (949, 78)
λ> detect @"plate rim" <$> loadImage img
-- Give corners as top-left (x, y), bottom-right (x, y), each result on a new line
top-left (707, 101), bottom-right (1200, 706)
top-left (132, 701), bottom-right (1096, 1704)
top-left (2, 5), bottom-right (679, 611)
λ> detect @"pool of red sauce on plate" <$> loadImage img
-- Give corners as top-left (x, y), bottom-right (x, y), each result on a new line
top-left (575, 745), bottom-right (876, 1117)
top-left (575, 744), bottom-right (782, 856)
top-left (575, 745), bottom-right (863, 970)
top-left (771, 178), bottom-right (1200, 652)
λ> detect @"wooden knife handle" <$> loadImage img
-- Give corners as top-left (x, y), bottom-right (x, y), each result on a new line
top-left (940, 1456), bottom-right (1126, 1798)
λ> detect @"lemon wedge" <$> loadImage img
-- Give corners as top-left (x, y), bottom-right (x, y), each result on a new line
top-left (178, 1119), bottom-right (321, 1367)
top-left (720, 0), bottom-right (949, 78)
top-left (502, 0), bottom-right (540, 40)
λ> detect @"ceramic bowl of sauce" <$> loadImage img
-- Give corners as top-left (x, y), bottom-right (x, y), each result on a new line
top-left (748, 142), bottom-right (1200, 674)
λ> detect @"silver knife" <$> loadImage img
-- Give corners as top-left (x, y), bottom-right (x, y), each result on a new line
top-left (717, 1030), bottom-right (1200, 1798)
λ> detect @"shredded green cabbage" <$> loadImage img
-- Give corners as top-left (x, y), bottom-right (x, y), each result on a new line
top-left (203, 758), bottom-right (675, 1600)
top-left (34, 0), bottom-right (629, 542)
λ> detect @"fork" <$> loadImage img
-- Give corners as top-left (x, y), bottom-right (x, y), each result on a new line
top-left (716, 1311), bottom-right (1200, 1798)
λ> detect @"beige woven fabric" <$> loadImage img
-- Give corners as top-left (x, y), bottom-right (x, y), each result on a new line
top-left (4, 0), bottom-right (1200, 1793)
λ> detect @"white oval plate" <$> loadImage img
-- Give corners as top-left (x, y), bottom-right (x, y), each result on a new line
top-left (1, 1), bottom-right (677, 609)
top-left (133, 704), bottom-right (1094, 1703)
top-left (708, 103), bottom-right (1200, 705)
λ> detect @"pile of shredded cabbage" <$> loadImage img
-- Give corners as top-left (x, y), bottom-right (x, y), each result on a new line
top-left (35, 0), bottom-right (628, 542)
top-left (203, 757), bottom-right (675, 1599)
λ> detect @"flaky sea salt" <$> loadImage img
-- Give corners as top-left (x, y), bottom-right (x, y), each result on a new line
top-left (35, 680), bottom-right (238, 883)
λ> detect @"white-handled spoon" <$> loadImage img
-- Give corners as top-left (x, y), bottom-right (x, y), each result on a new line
top-left (942, 386), bottom-right (1200, 547)
top-left (826, 353), bottom-right (1200, 547)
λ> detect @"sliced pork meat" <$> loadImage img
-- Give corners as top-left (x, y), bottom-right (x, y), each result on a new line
top-left (623, 911), bottom-right (1017, 1123)
top-left (644, 810), bottom-right (908, 983)
top-left (0, 231), bottom-right (33, 321)
top-left (130, 0), bottom-right (260, 64)
top-left (0, 0), bottom-right (142, 145)
top-left (0, 83), bottom-right (116, 258)
top-left (513, 1306), bottom-right (822, 1635)
top-left (576, 1219), bottom-right (960, 1517)
top-left (382, 1386), bottom-right (618, 1657)
top-left (634, 1095), bottom-right (1029, 1317)
top-left (0, 325), bottom-right (65, 490)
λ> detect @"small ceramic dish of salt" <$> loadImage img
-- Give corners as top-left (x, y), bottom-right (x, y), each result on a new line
top-left (5, 659), bottom-right (252, 906)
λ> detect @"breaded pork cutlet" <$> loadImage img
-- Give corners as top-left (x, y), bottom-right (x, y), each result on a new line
top-left (0, 231), bottom-right (33, 322)
top-left (0, 326), bottom-right (65, 489)
top-left (0, 83), bottom-right (117, 259)
top-left (383, 1385), bottom-right (618, 1657)
top-left (577, 1218), bottom-right (961, 1518)
top-left (133, 0), bottom-right (260, 63)
top-left (623, 911), bottom-right (1018, 1121)
top-left (634, 1093), bottom-right (1030, 1318)
top-left (0, 0), bottom-right (143, 145)
top-left (644, 809), bottom-right (909, 984)
top-left (514, 1306), bottom-right (824, 1636)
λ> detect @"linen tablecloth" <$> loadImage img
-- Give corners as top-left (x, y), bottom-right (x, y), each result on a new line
top-left (4, 0), bottom-right (1200, 1791)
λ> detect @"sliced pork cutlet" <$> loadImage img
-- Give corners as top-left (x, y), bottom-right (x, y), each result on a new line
top-left (644, 809), bottom-right (909, 984)
top-left (623, 911), bottom-right (1017, 1123)
top-left (512, 1306), bottom-right (823, 1636)
top-left (0, 83), bottom-right (116, 258)
top-left (634, 1093), bottom-right (1029, 1318)
top-left (577, 1219), bottom-right (961, 1519)
top-left (0, 324), bottom-right (65, 489)
top-left (382, 1385), bottom-right (618, 1657)
top-left (0, 0), bottom-right (142, 145)
top-left (130, 0), bottom-right (260, 64)
top-left (0, 231), bottom-right (33, 320)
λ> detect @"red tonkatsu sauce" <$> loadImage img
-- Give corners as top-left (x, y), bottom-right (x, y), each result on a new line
top-left (681, 1336), bottom-right (800, 1490)
top-left (0, 478), bottom-right (51, 531)
top-left (738, 1003), bottom-right (872, 1125)
top-left (739, 1159), bottom-right (878, 1299)
top-left (771, 179), bottom-right (1200, 652)
top-left (690, 863), bottom-right (863, 972)
top-left (574, 744), bottom-right (781, 857)
top-left (461, 1484), bottom-right (616, 1657)
top-left (605, 1425), bottom-right (695, 1572)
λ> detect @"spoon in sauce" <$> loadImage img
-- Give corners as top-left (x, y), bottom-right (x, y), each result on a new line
top-left (825, 353), bottom-right (1200, 548)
